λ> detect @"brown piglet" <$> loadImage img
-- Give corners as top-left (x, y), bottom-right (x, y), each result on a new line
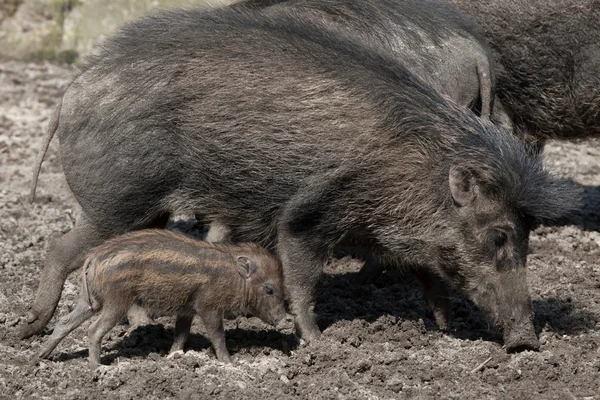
top-left (37, 229), bottom-right (287, 369)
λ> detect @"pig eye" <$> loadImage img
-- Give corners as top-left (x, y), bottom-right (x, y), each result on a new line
top-left (494, 231), bottom-right (508, 247)
top-left (263, 285), bottom-right (274, 296)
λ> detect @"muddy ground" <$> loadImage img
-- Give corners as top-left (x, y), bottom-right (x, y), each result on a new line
top-left (0, 61), bottom-right (599, 399)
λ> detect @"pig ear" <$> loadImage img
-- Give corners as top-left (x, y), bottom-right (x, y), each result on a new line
top-left (449, 166), bottom-right (477, 207)
top-left (237, 256), bottom-right (252, 279)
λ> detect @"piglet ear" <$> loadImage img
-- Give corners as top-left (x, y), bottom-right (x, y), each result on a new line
top-left (237, 256), bottom-right (252, 279)
top-left (449, 166), bottom-right (477, 207)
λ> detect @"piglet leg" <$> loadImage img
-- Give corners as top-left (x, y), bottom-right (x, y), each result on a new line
top-left (201, 310), bottom-right (231, 363)
top-left (168, 315), bottom-right (193, 358)
top-left (38, 296), bottom-right (95, 360)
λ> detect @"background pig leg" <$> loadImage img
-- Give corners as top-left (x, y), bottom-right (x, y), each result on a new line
top-left (491, 98), bottom-right (514, 133)
top-left (412, 269), bottom-right (450, 331)
top-left (168, 314), bottom-right (193, 357)
top-left (17, 213), bottom-right (104, 339)
top-left (87, 301), bottom-right (129, 369)
top-left (37, 296), bottom-right (95, 359)
top-left (476, 57), bottom-right (493, 121)
top-left (203, 220), bottom-right (232, 243)
top-left (200, 309), bottom-right (231, 363)
top-left (356, 255), bottom-right (385, 285)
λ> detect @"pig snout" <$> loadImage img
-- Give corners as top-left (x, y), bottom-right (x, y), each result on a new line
top-left (468, 268), bottom-right (540, 353)
top-left (268, 305), bottom-right (288, 328)
top-left (496, 271), bottom-right (540, 352)
top-left (503, 316), bottom-right (540, 353)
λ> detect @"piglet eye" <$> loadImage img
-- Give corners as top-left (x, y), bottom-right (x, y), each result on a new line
top-left (494, 231), bottom-right (508, 247)
top-left (264, 285), bottom-right (274, 295)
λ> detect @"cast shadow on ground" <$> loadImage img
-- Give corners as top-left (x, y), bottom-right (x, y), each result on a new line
top-left (315, 267), bottom-right (597, 345)
top-left (50, 323), bottom-right (298, 365)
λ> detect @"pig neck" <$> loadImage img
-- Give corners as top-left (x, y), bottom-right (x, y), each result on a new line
top-left (221, 269), bottom-right (250, 316)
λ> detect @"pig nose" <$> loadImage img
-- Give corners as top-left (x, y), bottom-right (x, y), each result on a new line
top-left (275, 314), bottom-right (294, 330)
top-left (504, 319), bottom-right (540, 353)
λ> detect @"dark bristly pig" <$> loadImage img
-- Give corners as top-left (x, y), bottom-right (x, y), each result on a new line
top-left (446, 0), bottom-right (600, 151)
top-left (233, 0), bottom-right (512, 129)
top-left (37, 230), bottom-right (286, 368)
top-left (24, 7), bottom-right (578, 352)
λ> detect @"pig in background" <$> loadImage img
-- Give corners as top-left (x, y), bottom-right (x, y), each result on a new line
top-left (447, 0), bottom-right (600, 150)
top-left (22, 7), bottom-right (578, 354)
top-left (234, 0), bottom-right (512, 129)
top-left (37, 230), bottom-right (287, 369)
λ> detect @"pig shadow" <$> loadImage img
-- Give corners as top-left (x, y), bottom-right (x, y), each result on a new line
top-left (315, 267), bottom-right (597, 345)
top-left (51, 323), bottom-right (298, 365)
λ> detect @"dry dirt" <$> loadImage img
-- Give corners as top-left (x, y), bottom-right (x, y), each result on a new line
top-left (0, 61), bottom-right (599, 400)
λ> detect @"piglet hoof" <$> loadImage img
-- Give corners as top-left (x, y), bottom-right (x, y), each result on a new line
top-left (167, 350), bottom-right (184, 360)
top-left (217, 355), bottom-right (233, 364)
top-left (88, 360), bottom-right (102, 371)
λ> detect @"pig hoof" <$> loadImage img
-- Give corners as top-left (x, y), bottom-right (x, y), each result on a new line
top-left (167, 350), bottom-right (184, 359)
top-left (16, 319), bottom-right (45, 340)
top-left (38, 348), bottom-right (52, 360)
top-left (27, 310), bottom-right (38, 323)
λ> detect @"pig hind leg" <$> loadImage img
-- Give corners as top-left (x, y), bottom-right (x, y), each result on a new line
top-left (87, 300), bottom-right (129, 369)
top-left (37, 296), bottom-right (96, 360)
top-left (17, 212), bottom-right (105, 339)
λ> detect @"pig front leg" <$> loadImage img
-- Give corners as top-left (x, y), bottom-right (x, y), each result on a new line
top-left (412, 269), bottom-right (450, 331)
top-left (168, 314), bottom-right (193, 358)
top-left (201, 310), bottom-right (231, 363)
top-left (87, 301), bottom-right (129, 369)
top-left (277, 220), bottom-right (327, 344)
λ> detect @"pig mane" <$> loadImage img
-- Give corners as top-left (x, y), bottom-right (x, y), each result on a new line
top-left (453, 122), bottom-right (582, 221)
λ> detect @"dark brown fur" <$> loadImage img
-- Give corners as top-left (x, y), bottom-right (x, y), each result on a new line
top-left (37, 230), bottom-right (286, 368)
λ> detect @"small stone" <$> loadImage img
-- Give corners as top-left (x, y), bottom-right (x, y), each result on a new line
top-left (386, 376), bottom-right (403, 393)
top-left (280, 375), bottom-right (290, 384)
top-left (236, 381), bottom-right (247, 390)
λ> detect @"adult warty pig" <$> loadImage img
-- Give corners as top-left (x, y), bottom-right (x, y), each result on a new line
top-left (37, 230), bottom-right (286, 368)
top-left (234, 0), bottom-right (511, 128)
top-left (446, 0), bottom-right (600, 149)
top-left (23, 7), bottom-right (576, 352)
